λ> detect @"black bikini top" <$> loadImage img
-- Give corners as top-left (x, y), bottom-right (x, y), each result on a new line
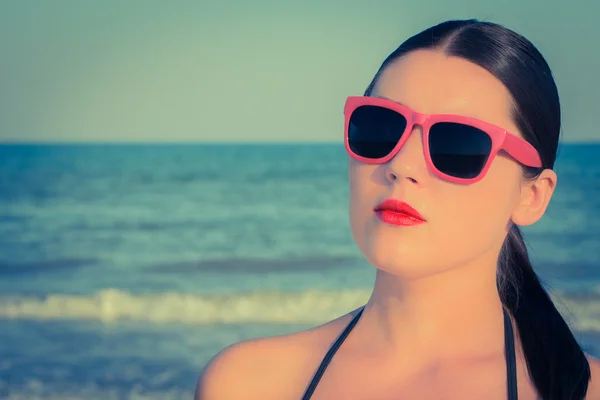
top-left (301, 306), bottom-right (518, 399)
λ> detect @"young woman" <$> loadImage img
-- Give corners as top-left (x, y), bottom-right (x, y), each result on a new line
top-left (196, 19), bottom-right (600, 400)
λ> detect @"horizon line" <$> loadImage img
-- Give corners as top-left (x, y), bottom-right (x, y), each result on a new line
top-left (1, 139), bottom-right (599, 146)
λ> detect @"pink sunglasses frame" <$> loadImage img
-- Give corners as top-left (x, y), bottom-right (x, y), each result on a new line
top-left (344, 96), bottom-right (543, 184)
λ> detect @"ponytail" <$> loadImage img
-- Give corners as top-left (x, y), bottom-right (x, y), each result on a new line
top-left (498, 224), bottom-right (590, 399)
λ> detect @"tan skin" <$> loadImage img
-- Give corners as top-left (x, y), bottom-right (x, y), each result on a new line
top-left (196, 50), bottom-right (600, 399)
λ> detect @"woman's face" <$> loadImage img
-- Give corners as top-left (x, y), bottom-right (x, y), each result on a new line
top-left (349, 49), bottom-right (532, 279)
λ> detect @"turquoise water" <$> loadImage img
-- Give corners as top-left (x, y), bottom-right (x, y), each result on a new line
top-left (0, 143), bottom-right (599, 399)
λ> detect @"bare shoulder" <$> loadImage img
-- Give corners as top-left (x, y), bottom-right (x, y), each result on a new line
top-left (194, 336), bottom-right (296, 400)
top-left (194, 309), bottom-right (359, 400)
top-left (587, 354), bottom-right (600, 399)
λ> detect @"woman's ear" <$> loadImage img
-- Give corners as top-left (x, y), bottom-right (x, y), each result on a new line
top-left (511, 169), bottom-right (557, 227)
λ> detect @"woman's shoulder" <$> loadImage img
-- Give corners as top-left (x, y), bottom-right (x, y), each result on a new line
top-left (194, 309), bottom-right (359, 400)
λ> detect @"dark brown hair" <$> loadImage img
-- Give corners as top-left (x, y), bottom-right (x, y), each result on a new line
top-left (364, 19), bottom-right (590, 399)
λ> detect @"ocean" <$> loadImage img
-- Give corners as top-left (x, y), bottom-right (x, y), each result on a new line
top-left (0, 143), bottom-right (599, 399)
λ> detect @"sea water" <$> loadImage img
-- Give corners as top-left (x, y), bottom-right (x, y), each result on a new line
top-left (1, 143), bottom-right (599, 399)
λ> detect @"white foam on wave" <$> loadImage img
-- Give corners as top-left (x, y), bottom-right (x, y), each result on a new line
top-left (0, 288), bottom-right (368, 324)
top-left (1, 288), bottom-right (600, 331)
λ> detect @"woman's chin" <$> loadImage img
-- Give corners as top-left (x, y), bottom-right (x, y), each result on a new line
top-left (359, 236), bottom-right (453, 278)
top-left (362, 249), bottom-right (435, 279)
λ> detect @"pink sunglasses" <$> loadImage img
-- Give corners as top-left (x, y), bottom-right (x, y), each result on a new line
top-left (344, 96), bottom-right (542, 184)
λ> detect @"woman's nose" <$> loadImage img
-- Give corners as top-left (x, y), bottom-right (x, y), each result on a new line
top-left (383, 126), bottom-right (429, 185)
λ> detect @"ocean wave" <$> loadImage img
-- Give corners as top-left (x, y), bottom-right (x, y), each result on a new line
top-left (0, 258), bottom-right (98, 276)
top-left (0, 384), bottom-right (192, 400)
top-left (0, 288), bottom-right (599, 330)
top-left (0, 288), bottom-right (368, 324)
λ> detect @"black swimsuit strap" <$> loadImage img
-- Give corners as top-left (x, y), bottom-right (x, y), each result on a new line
top-left (301, 307), bottom-right (364, 400)
top-left (504, 307), bottom-right (519, 399)
top-left (301, 306), bottom-right (519, 400)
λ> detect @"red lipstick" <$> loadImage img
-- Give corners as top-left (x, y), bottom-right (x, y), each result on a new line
top-left (373, 199), bottom-right (426, 226)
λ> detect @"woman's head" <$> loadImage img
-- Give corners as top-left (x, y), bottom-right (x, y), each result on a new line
top-left (347, 19), bottom-right (590, 399)
top-left (348, 20), bottom-right (557, 280)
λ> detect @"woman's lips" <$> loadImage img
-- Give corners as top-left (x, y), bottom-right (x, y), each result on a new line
top-left (373, 199), bottom-right (426, 227)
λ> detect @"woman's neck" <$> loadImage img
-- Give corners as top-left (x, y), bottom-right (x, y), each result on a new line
top-left (358, 256), bottom-right (507, 367)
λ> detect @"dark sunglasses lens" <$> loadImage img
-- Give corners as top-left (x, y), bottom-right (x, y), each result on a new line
top-left (348, 105), bottom-right (408, 159)
top-left (429, 122), bottom-right (492, 179)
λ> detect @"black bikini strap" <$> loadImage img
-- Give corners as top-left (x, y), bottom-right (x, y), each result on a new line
top-left (300, 307), bottom-right (364, 400)
top-left (301, 307), bottom-right (519, 400)
top-left (504, 307), bottom-right (519, 400)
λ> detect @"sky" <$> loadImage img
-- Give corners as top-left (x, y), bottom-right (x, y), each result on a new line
top-left (1, 0), bottom-right (598, 143)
